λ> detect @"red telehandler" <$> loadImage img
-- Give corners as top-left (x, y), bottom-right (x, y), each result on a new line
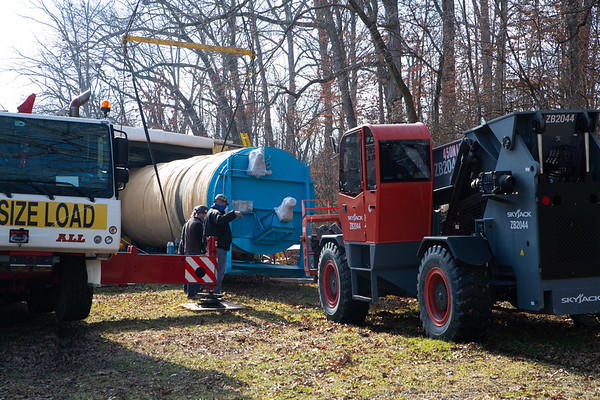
top-left (302, 110), bottom-right (600, 341)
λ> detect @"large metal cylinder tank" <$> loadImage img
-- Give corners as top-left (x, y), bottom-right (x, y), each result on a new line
top-left (120, 147), bottom-right (314, 257)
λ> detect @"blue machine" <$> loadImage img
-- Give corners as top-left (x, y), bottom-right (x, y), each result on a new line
top-left (205, 147), bottom-right (314, 276)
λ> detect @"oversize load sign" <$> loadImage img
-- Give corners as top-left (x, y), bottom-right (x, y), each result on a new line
top-left (0, 200), bottom-right (107, 230)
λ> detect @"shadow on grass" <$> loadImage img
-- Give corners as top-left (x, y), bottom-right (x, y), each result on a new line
top-left (228, 275), bottom-right (600, 360)
top-left (358, 295), bottom-right (600, 375)
top-left (99, 282), bottom-right (186, 294)
top-left (92, 275), bottom-right (310, 332)
top-left (226, 275), bottom-right (318, 305)
top-left (0, 304), bottom-right (249, 400)
top-left (484, 305), bottom-right (600, 368)
top-left (85, 307), bottom-right (288, 334)
top-left (5, 274), bottom-right (600, 399)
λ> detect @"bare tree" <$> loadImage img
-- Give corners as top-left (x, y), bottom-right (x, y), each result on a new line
top-left (248, 0), bottom-right (275, 147)
top-left (478, 0), bottom-right (493, 119)
top-left (12, 0), bottom-right (600, 164)
top-left (493, 0), bottom-right (508, 116)
top-left (316, 0), bottom-right (357, 129)
top-left (382, 0), bottom-right (405, 122)
top-left (439, 0), bottom-right (457, 138)
top-left (562, 0), bottom-right (595, 108)
top-left (13, 0), bottom-right (121, 116)
top-left (348, 0), bottom-right (418, 123)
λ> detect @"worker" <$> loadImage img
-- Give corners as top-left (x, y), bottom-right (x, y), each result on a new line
top-left (204, 194), bottom-right (243, 295)
top-left (179, 205), bottom-right (208, 298)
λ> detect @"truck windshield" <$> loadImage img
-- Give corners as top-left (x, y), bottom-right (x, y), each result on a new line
top-left (379, 140), bottom-right (431, 182)
top-left (0, 115), bottom-right (114, 199)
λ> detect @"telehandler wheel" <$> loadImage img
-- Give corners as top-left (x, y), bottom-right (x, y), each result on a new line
top-left (54, 258), bottom-right (93, 321)
top-left (570, 314), bottom-right (600, 329)
top-left (417, 245), bottom-right (490, 342)
top-left (318, 242), bottom-right (369, 324)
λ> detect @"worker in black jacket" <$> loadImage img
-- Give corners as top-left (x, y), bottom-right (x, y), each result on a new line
top-left (179, 205), bottom-right (208, 298)
top-left (204, 194), bottom-right (242, 294)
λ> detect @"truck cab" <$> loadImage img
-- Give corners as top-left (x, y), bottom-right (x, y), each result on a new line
top-left (0, 112), bottom-right (128, 320)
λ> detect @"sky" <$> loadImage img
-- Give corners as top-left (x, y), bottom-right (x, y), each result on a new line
top-left (0, 1), bottom-right (47, 112)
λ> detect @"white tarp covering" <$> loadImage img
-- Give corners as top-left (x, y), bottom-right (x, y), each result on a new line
top-left (274, 197), bottom-right (297, 222)
top-left (246, 147), bottom-right (271, 178)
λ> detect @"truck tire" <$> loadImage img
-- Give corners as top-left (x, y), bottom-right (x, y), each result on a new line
top-left (318, 242), bottom-right (369, 324)
top-left (417, 245), bottom-right (490, 341)
top-left (54, 258), bottom-right (93, 321)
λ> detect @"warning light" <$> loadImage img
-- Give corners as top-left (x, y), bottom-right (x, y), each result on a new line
top-left (542, 196), bottom-right (551, 206)
top-left (100, 100), bottom-right (111, 117)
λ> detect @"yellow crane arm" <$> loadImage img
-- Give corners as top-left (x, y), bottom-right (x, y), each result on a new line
top-left (122, 34), bottom-right (254, 58)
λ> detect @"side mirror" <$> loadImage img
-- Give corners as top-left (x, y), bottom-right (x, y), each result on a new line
top-left (115, 167), bottom-right (130, 191)
top-left (114, 137), bottom-right (129, 167)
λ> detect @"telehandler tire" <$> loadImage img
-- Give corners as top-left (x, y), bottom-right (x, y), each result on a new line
top-left (318, 242), bottom-right (369, 324)
top-left (54, 258), bottom-right (93, 321)
top-left (418, 245), bottom-right (490, 341)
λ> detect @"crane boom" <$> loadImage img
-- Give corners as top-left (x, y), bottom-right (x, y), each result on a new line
top-left (122, 34), bottom-right (254, 58)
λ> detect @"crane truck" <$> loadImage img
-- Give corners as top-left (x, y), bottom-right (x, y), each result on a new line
top-left (0, 110), bottom-right (130, 320)
top-left (0, 103), bottom-right (219, 320)
top-left (303, 109), bottom-right (600, 341)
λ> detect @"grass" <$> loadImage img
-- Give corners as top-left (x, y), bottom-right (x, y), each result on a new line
top-left (1, 276), bottom-right (600, 399)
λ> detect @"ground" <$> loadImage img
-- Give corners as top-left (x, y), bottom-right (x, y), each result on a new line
top-left (1, 276), bottom-right (599, 399)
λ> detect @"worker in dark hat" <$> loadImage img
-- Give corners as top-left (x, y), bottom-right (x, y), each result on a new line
top-left (179, 204), bottom-right (208, 298)
top-left (204, 194), bottom-right (243, 295)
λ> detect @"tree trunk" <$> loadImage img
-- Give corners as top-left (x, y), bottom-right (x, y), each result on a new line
top-left (348, 0), bottom-right (418, 123)
top-left (223, 0), bottom-right (247, 145)
top-left (315, 0), bottom-right (334, 151)
top-left (382, 0), bottom-right (404, 123)
top-left (248, 0), bottom-right (274, 147)
top-left (317, 0), bottom-right (357, 129)
top-left (563, 0), bottom-right (593, 108)
top-left (440, 0), bottom-right (456, 136)
top-left (284, 1), bottom-right (298, 155)
top-left (478, 0), bottom-right (493, 119)
top-left (493, 0), bottom-right (508, 116)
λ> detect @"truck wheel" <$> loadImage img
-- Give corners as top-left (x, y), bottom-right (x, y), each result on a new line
top-left (54, 258), bottom-right (93, 321)
top-left (417, 245), bottom-right (490, 341)
top-left (570, 314), bottom-right (600, 329)
top-left (318, 242), bottom-right (369, 324)
top-left (26, 286), bottom-right (55, 314)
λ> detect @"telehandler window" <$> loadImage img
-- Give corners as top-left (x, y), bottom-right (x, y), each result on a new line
top-left (365, 128), bottom-right (376, 190)
top-left (379, 140), bottom-right (430, 182)
top-left (339, 130), bottom-right (363, 196)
